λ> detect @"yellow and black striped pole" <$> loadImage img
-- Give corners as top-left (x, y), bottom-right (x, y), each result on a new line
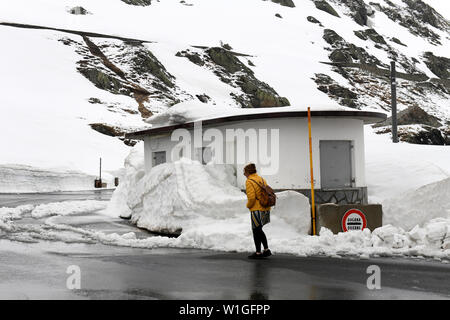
top-left (307, 107), bottom-right (317, 235)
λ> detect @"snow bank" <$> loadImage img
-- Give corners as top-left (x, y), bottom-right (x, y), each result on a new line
top-left (0, 164), bottom-right (117, 193)
top-left (383, 178), bottom-right (450, 230)
top-left (0, 204), bottom-right (35, 232)
top-left (108, 148), bottom-right (311, 235)
top-left (364, 127), bottom-right (450, 203)
top-left (104, 147), bottom-right (449, 260)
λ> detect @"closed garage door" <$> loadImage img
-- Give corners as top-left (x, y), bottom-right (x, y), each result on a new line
top-left (319, 140), bottom-right (353, 189)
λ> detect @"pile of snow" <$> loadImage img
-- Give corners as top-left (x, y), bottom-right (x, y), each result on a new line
top-left (364, 126), bottom-right (450, 204)
top-left (104, 147), bottom-right (449, 260)
top-left (383, 178), bottom-right (450, 230)
top-left (31, 200), bottom-right (108, 218)
top-left (0, 204), bottom-right (34, 220)
top-left (0, 204), bottom-right (34, 231)
top-left (0, 164), bottom-right (119, 193)
top-left (108, 149), bottom-right (311, 234)
top-left (145, 100), bottom-right (347, 127)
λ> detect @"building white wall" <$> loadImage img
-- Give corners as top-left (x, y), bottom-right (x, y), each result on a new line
top-left (143, 117), bottom-right (366, 190)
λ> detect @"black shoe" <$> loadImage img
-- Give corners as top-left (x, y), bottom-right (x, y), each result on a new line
top-left (262, 249), bottom-right (272, 257)
top-left (248, 252), bottom-right (264, 259)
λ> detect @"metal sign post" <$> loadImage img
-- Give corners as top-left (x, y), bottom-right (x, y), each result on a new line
top-left (308, 107), bottom-right (317, 236)
top-left (390, 61), bottom-right (398, 143)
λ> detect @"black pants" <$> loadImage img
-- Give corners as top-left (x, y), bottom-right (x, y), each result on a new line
top-left (252, 226), bottom-right (268, 252)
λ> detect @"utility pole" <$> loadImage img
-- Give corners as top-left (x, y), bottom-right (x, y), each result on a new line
top-left (307, 107), bottom-right (317, 236)
top-left (390, 61), bottom-right (398, 143)
top-left (99, 157), bottom-right (102, 182)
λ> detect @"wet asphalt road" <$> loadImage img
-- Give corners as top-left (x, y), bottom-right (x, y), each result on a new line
top-left (0, 191), bottom-right (449, 300)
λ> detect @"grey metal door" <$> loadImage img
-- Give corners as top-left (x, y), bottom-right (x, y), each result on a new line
top-left (319, 140), bottom-right (352, 189)
top-left (153, 151), bottom-right (166, 166)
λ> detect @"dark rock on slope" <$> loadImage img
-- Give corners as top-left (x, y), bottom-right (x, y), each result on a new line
top-left (269, 0), bottom-right (296, 8)
top-left (374, 105), bottom-right (442, 128)
top-left (176, 46), bottom-right (290, 108)
top-left (423, 52), bottom-right (450, 79)
top-left (314, 0), bottom-right (340, 17)
top-left (121, 0), bottom-right (152, 6)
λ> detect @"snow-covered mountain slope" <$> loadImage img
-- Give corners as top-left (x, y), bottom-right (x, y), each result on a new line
top-left (0, 0), bottom-right (449, 191)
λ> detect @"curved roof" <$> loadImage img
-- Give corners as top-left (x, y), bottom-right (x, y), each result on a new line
top-left (126, 109), bottom-right (387, 139)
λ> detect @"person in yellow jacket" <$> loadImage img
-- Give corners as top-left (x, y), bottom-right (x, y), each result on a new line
top-left (244, 163), bottom-right (272, 259)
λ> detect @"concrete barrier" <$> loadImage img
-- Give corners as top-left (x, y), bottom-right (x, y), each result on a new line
top-left (315, 203), bottom-right (382, 234)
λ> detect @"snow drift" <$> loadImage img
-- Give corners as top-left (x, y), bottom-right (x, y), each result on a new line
top-left (383, 177), bottom-right (450, 230)
top-left (0, 164), bottom-right (118, 193)
top-left (105, 148), bottom-right (449, 260)
top-left (107, 149), bottom-right (311, 235)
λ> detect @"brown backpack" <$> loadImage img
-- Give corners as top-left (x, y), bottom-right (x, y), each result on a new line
top-left (249, 178), bottom-right (277, 207)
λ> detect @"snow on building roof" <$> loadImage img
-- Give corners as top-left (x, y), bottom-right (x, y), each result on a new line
top-left (126, 100), bottom-right (387, 139)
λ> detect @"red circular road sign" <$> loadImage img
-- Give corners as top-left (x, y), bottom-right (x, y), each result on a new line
top-left (342, 209), bottom-right (367, 232)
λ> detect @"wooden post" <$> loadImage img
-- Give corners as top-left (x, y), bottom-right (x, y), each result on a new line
top-left (308, 107), bottom-right (317, 236)
top-left (391, 61), bottom-right (398, 143)
top-left (99, 157), bottom-right (102, 181)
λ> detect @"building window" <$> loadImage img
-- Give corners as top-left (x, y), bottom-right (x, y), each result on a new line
top-left (152, 151), bottom-right (166, 167)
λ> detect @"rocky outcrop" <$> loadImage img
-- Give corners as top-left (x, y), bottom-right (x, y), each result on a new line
top-left (323, 29), bottom-right (384, 67)
top-left (206, 47), bottom-right (253, 74)
top-left (333, 0), bottom-right (368, 26)
top-left (370, 0), bottom-right (447, 45)
top-left (89, 123), bottom-right (125, 137)
top-left (90, 123), bottom-right (139, 146)
top-left (373, 105), bottom-right (442, 128)
top-left (307, 16), bottom-right (323, 26)
top-left (314, 0), bottom-right (340, 17)
top-left (391, 37), bottom-right (407, 47)
top-left (177, 46), bottom-right (290, 108)
top-left (68, 7), bottom-right (90, 15)
top-left (354, 29), bottom-right (387, 44)
top-left (423, 52), bottom-right (450, 79)
top-left (176, 50), bottom-right (205, 66)
top-left (269, 0), bottom-right (295, 7)
top-left (375, 125), bottom-right (449, 145)
top-left (402, 0), bottom-right (449, 31)
top-left (131, 50), bottom-right (175, 89)
top-left (121, 0), bottom-right (151, 6)
top-left (323, 29), bottom-right (345, 46)
top-left (78, 67), bottom-right (130, 95)
top-left (314, 73), bottom-right (358, 108)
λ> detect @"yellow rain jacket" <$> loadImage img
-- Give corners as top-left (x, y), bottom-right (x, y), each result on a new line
top-left (245, 173), bottom-right (271, 211)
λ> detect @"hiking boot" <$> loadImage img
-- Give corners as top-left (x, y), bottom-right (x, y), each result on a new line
top-left (262, 249), bottom-right (272, 257)
top-left (248, 252), bottom-right (264, 259)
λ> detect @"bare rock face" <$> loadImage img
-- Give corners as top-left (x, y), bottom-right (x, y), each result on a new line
top-left (314, 73), bottom-right (358, 108)
top-left (176, 46), bottom-right (290, 108)
top-left (374, 105), bottom-right (442, 128)
top-left (270, 0), bottom-right (295, 7)
top-left (307, 16), bottom-right (323, 26)
top-left (375, 125), bottom-right (449, 145)
top-left (373, 106), bottom-right (449, 145)
top-left (314, 0), bottom-right (340, 17)
top-left (323, 29), bottom-right (345, 46)
top-left (89, 123), bottom-right (125, 137)
top-left (423, 52), bottom-right (450, 80)
top-left (371, 0), bottom-right (447, 45)
top-left (323, 29), bottom-right (383, 67)
top-left (354, 29), bottom-right (387, 44)
top-left (121, 0), bottom-right (151, 6)
top-left (402, 0), bottom-right (449, 30)
top-left (68, 6), bottom-right (90, 15)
